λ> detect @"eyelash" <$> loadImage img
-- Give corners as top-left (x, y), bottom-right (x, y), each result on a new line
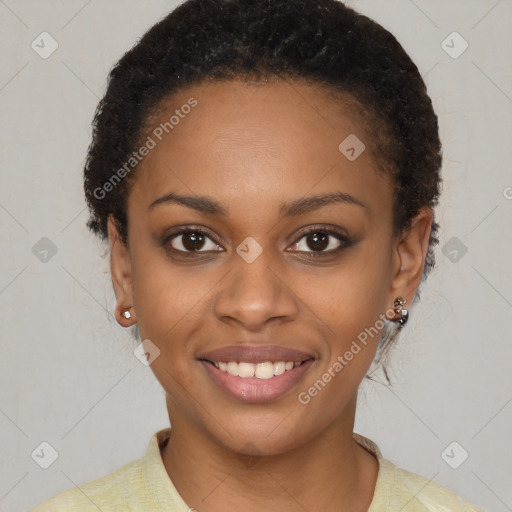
top-left (162, 224), bottom-right (352, 259)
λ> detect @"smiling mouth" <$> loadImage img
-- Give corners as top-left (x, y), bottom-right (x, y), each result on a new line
top-left (199, 358), bottom-right (313, 379)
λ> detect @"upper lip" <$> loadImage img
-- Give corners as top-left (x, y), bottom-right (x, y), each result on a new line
top-left (198, 344), bottom-right (315, 364)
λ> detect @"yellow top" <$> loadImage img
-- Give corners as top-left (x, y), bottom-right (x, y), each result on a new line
top-left (29, 427), bottom-right (485, 511)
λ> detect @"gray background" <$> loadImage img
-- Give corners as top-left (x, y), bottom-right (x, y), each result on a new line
top-left (1, 1), bottom-right (511, 511)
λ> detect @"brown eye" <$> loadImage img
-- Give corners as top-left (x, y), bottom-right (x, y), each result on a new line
top-left (304, 232), bottom-right (330, 252)
top-left (289, 227), bottom-right (350, 254)
top-left (179, 232), bottom-right (206, 251)
top-left (168, 231), bottom-right (222, 253)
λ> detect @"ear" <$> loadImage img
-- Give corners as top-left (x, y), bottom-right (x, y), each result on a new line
top-left (107, 215), bottom-right (136, 327)
top-left (388, 207), bottom-right (433, 311)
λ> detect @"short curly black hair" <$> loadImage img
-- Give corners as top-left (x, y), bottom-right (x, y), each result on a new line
top-left (83, 0), bottom-right (442, 378)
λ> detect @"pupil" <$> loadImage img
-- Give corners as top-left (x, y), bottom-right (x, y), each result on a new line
top-left (183, 232), bottom-right (205, 251)
top-left (307, 233), bottom-right (328, 251)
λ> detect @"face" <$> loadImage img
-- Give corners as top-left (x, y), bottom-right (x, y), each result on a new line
top-left (108, 79), bottom-right (431, 455)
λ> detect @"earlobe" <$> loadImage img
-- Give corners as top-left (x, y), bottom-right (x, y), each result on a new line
top-left (389, 207), bottom-right (433, 308)
top-left (107, 216), bottom-right (137, 327)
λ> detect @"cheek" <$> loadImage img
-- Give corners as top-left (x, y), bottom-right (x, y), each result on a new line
top-left (297, 241), bottom-right (392, 376)
top-left (131, 256), bottom-right (207, 402)
top-left (300, 238), bottom-right (392, 323)
top-left (129, 246), bottom-right (210, 355)
top-left (293, 271), bottom-right (389, 422)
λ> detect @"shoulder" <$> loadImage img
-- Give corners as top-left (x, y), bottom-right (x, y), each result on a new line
top-left (378, 457), bottom-right (486, 512)
top-left (28, 458), bottom-right (142, 512)
top-left (353, 433), bottom-right (486, 512)
top-left (29, 427), bottom-right (186, 511)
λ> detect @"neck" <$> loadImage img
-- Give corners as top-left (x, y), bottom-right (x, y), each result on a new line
top-left (160, 395), bottom-right (378, 512)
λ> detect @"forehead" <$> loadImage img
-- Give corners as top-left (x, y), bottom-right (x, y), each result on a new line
top-left (130, 79), bottom-right (393, 222)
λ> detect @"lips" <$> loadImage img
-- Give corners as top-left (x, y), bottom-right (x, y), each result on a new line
top-left (200, 358), bottom-right (315, 403)
top-left (197, 344), bottom-right (316, 403)
top-left (197, 344), bottom-right (315, 364)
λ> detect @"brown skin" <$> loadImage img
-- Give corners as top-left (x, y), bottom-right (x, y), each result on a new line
top-left (107, 80), bottom-right (432, 512)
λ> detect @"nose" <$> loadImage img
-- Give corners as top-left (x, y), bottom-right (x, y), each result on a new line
top-left (213, 246), bottom-right (299, 332)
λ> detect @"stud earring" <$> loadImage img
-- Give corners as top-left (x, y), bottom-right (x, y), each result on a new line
top-left (122, 310), bottom-right (132, 319)
top-left (393, 296), bottom-right (409, 327)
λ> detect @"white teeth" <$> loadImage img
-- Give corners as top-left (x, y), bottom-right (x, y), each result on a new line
top-left (212, 360), bottom-right (307, 379)
top-left (226, 361), bottom-right (239, 376)
top-left (273, 361), bottom-right (286, 376)
top-left (255, 362), bottom-right (274, 379)
top-left (238, 362), bottom-right (255, 378)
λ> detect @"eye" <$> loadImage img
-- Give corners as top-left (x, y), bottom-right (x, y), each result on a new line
top-left (287, 226), bottom-right (351, 255)
top-left (162, 224), bottom-right (352, 258)
top-left (164, 227), bottom-right (223, 254)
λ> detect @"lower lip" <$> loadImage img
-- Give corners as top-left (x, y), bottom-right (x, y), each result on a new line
top-left (200, 359), bottom-right (315, 403)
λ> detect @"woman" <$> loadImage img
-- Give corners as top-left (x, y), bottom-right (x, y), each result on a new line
top-left (30, 0), bottom-right (485, 510)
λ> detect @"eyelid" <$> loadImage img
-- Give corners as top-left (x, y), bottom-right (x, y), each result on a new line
top-left (162, 225), bottom-right (223, 255)
top-left (291, 224), bottom-right (350, 241)
top-left (162, 225), bottom-right (223, 244)
top-left (287, 224), bottom-right (351, 255)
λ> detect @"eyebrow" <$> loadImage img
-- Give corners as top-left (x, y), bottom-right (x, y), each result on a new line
top-left (148, 191), bottom-right (366, 217)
